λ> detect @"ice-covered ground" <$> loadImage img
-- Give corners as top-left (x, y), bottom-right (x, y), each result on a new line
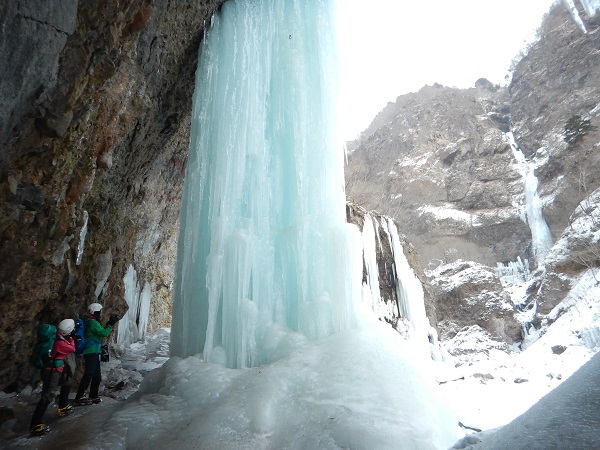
top-left (2, 316), bottom-right (462, 450)
top-left (1, 271), bottom-right (598, 450)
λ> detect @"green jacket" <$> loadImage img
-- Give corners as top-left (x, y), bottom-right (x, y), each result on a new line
top-left (83, 314), bottom-right (112, 354)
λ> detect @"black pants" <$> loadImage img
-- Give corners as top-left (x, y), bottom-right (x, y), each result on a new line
top-left (30, 369), bottom-right (72, 427)
top-left (75, 353), bottom-right (102, 400)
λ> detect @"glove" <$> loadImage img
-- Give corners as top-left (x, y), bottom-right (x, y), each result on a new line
top-left (106, 314), bottom-right (120, 327)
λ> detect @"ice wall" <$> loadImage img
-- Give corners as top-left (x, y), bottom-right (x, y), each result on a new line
top-left (117, 264), bottom-right (152, 347)
top-left (98, 4), bottom-right (463, 447)
top-left (172, 0), bottom-right (363, 368)
top-left (356, 212), bottom-right (434, 357)
top-left (383, 217), bottom-right (433, 353)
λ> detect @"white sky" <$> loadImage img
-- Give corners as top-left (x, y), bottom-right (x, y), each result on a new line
top-left (336, 0), bottom-right (558, 139)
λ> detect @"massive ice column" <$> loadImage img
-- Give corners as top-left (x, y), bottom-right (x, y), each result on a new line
top-left (171, 0), bottom-right (363, 368)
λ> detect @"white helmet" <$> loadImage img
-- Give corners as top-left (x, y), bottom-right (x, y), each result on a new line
top-left (88, 303), bottom-right (103, 314)
top-left (58, 319), bottom-right (75, 336)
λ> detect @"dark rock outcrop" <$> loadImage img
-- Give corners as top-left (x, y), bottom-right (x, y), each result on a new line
top-left (0, 0), bottom-right (79, 157)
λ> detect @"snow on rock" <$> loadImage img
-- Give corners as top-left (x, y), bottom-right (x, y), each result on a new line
top-left (527, 270), bottom-right (600, 353)
top-left (104, 328), bottom-right (171, 399)
top-left (444, 325), bottom-right (512, 365)
top-left (417, 204), bottom-right (480, 233)
top-left (544, 187), bottom-right (600, 269)
top-left (439, 266), bottom-right (600, 437)
top-left (530, 187), bottom-right (600, 314)
top-left (428, 260), bottom-right (521, 344)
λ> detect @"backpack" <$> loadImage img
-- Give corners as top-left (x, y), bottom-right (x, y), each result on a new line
top-left (74, 317), bottom-right (86, 354)
top-left (29, 324), bottom-right (57, 369)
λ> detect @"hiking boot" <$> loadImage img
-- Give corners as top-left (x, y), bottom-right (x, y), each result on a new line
top-left (73, 397), bottom-right (93, 406)
top-left (30, 424), bottom-right (50, 436)
top-left (57, 404), bottom-right (73, 416)
top-left (91, 397), bottom-right (102, 404)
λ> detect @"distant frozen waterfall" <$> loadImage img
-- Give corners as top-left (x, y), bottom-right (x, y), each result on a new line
top-left (507, 133), bottom-right (553, 266)
top-left (171, 0), bottom-right (363, 367)
top-left (562, 0), bottom-right (600, 32)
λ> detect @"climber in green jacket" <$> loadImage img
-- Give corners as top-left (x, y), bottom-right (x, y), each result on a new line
top-left (73, 303), bottom-right (120, 405)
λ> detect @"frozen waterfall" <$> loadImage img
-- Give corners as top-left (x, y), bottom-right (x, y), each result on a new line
top-left (117, 264), bottom-right (152, 347)
top-left (562, 0), bottom-right (600, 32)
top-left (99, 1), bottom-right (462, 448)
top-left (360, 213), bottom-right (434, 357)
top-left (171, 0), bottom-right (362, 368)
top-left (507, 133), bottom-right (553, 267)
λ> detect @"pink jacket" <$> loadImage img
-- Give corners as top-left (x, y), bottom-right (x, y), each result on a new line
top-left (48, 333), bottom-right (76, 372)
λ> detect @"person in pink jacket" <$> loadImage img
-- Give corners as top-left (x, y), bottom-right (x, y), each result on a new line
top-left (30, 319), bottom-right (76, 436)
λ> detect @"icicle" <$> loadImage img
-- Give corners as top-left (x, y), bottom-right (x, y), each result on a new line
top-left (496, 256), bottom-right (531, 285)
top-left (76, 210), bottom-right (88, 266)
top-left (137, 282), bottom-right (152, 341)
top-left (384, 217), bottom-right (430, 354)
top-left (117, 265), bottom-right (152, 347)
top-left (362, 214), bottom-right (381, 311)
top-left (94, 251), bottom-right (112, 298)
top-left (117, 265), bottom-right (139, 347)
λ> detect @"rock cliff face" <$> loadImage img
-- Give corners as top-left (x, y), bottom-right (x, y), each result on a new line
top-left (346, 4), bottom-right (600, 272)
top-left (345, 2), bottom-right (600, 349)
top-left (345, 83), bottom-right (529, 268)
top-left (0, 0), bottom-right (224, 390)
top-left (428, 260), bottom-right (521, 344)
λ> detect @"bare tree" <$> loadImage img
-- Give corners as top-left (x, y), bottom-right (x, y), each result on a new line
top-left (571, 238), bottom-right (600, 284)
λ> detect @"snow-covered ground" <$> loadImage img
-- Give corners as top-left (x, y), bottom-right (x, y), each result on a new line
top-left (2, 317), bottom-right (462, 450)
top-left (439, 268), bottom-right (600, 435)
top-left (1, 270), bottom-right (598, 449)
